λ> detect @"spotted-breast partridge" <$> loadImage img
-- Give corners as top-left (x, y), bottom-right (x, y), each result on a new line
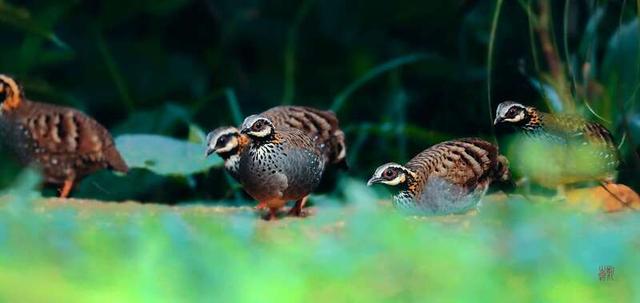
top-left (0, 75), bottom-right (128, 198)
top-left (367, 138), bottom-right (510, 215)
top-left (238, 114), bottom-right (329, 220)
top-left (494, 101), bottom-right (619, 195)
top-left (253, 106), bottom-right (347, 168)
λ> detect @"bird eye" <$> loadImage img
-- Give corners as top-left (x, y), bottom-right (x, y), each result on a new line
top-left (252, 121), bottom-right (263, 131)
top-left (218, 136), bottom-right (229, 146)
top-left (506, 107), bottom-right (520, 117)
top-left (383, 169), bottom-right (397, 179)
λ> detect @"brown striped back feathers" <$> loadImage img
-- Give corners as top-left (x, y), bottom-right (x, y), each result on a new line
top-left (405, 138), bottom-right (508, 195)
top-left (0, 76), bottom-right (127, 190)
top-left (259, 106), bottom-right (347, 167)
top-left (368, 138), bottom-right (509, 214)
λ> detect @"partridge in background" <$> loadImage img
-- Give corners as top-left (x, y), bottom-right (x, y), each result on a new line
top-left (237, 112), bottom-right (335, 220)
top-left (254, 106), bottom-right (347, 168)
top-left (493, 101), bottom-right (619, 193)
top-left (367, 138), bottom-right (510, 215)
top-left (0, 75), bottom-right (128, 197)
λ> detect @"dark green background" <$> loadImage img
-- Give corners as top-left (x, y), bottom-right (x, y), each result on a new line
top-left (0, 0), bottom-right (637, 203)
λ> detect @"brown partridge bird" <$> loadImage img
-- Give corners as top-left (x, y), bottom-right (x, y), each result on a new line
top-left (254, 106), bottom-right (347, 168)
top-left (367, 138), bottom-right (510, 215)
top-left (494, 101), bottom-right (619, 194)
top-left (238, 111), bottom-right (339, 220)
top-left (0, 75), bottom-right (128, 198)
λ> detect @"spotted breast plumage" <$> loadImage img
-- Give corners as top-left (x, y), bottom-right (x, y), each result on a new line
top-left (368, 138), bottom-right (510, 215)
top-left (256, 106), bottom-right (347, 168)
top-left (494, 101), bottom-right (619, 191)
top-left (237, 114), bottom-right (328, 220)
top-left (0, 75), bottom-right (128, 198)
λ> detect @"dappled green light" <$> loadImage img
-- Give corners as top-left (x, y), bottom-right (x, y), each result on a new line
top-left (0, 176), bottom-right (638, 302)
top-left (0, 1), bottom-right (638, 302)
top-left (504, 135), bottom-right (615, 188)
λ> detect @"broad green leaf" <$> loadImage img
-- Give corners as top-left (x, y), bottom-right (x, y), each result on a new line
top-left (112, 103), bottom-right (191, 135)
top-left (115, 134), bottom-right (222, 176)
top-left (602, 18), bottom-right (640, 107)
top-left (188, 124), bottom-right (206, 144)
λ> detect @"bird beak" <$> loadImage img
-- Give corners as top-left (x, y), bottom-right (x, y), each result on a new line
top-left (493, 116), bottom-right (502, 125)
top-left (367, 177), bottom-right (381, 186)
top-left (240, 128), bottom-right (250, 134)
top-left (205, 146), bottom-right (215, 157)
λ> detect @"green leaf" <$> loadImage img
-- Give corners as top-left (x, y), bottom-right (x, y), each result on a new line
top-left (111, 103), bottom-right (191, 135)
top-left (115, 134), bottom-right (223, 176)
top-left (331, 53), bottom-right (435, 113)
top-left (602, 18), bottom-right (640, 106)
top-left (188, 124), bottom-right (207, 144)
top-left (0, 2), bottom-right (70, 50)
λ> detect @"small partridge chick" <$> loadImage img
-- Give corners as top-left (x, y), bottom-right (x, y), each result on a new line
top-left (367, 138), bottom-right (510, 215)
top-left (0, 75), bottom-right (128, 197)
top-left (494, 101), bottom-right (619, 193)
top-left (238, 115), bottom-right (328, 220)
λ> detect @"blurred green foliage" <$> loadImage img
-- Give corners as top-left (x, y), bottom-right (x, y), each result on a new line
top-left (0, 1), bottom-right (639, 300)
top-left (0, 0), bottom-right (637, 202)
top-left (1, 172), bottom-right (639, 302)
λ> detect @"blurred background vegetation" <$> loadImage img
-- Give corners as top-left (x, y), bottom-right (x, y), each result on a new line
top-left (1, 1), bottom-right (640, 301)
top-left (0, 0), bottom-right (638, 202)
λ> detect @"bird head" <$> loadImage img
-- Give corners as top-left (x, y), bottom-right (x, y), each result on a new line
top-left (240, 115), bottom-right (275, 139)
top-left (0, 75), bottom-right (23, 112)
top-left (205, 126), bottom-right (242, 158)
top-left (493, 101), bottom-right (532, 126)
top-left (367, 163), bottom-right (415, 187)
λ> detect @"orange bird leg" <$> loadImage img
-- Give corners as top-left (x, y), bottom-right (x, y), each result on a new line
top-left (288, 196), bottom-right (309, 217)
top-left (59, 179), bottom-right (75, 198)
top-left (255, 201), bottom-right (268, 210)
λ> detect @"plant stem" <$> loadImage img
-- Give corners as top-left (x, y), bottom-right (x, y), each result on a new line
top-left (487, 0), bottom-right (504, 138)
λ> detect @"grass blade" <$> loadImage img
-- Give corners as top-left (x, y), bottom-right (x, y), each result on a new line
top-left (331, 53), bottom-right (433, 113)
top-left (282, 0), bottom-right (316, 105)
top-left (563, 0), bottom-right (578, 103)
top-left (0, 2), bottom-right (70, 50)
top-left (224, 88), bottom-right (244, 125)
top-left (95, 30), bottom-right (134, 112)
top-left (487, 0), bottom-right (504, 131)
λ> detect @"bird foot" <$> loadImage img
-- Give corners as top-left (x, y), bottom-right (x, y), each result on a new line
top-left (287, 196), bottom-right (309, 218)
top-left (287, 207), bottom-right (309, 218)
top-left (262, 209), bottom-right (279, 221)
top-left (255, 202), bottom-right (268, 210)
top-left (58, 179), bottom-right (75, 199)
top-left (551, 193), bottom-right (567, 202)
top-left (552, 186), bottom-right (567, 202)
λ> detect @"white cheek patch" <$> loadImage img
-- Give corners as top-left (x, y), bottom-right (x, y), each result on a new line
top-left (215, 137), bottom-right (238, 153)
top-left (250, 127), bottom-right (272, 138)
top-left (504, 111), bottom-right (525, 122)
top-left (381, 174), bottom-right (406, 186)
